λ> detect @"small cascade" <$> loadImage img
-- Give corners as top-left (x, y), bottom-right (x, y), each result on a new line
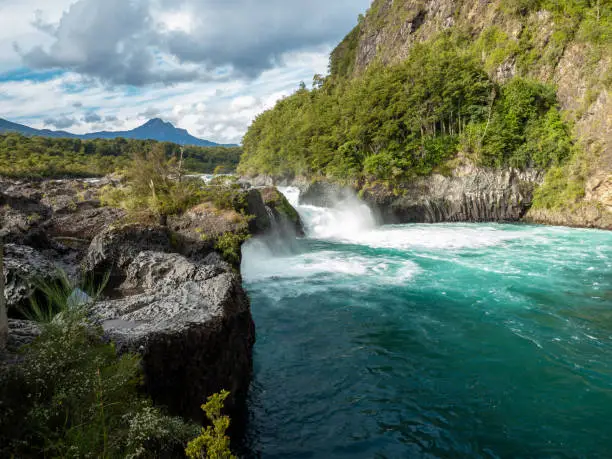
top-left (277, 186), bottom-right (376, 241)
top-left (265, 205), bottom-right (278, 231)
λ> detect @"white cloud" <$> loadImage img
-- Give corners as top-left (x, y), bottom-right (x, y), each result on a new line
top-left (0, 0), bottom-right (371, 143)
top-left (0, 48), bottom-right (330, 144)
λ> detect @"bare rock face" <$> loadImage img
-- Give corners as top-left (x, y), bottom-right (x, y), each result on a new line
top-left (363, 166), bottom-right (542, 223)
top-left (1, 177), bottom-right (264, 424)
top-left (85, 226), bottom-right (255, 421)
top-left (292, 167), bottom-right (542, 224)
top-left (3, 244), bottom-right (59, 310)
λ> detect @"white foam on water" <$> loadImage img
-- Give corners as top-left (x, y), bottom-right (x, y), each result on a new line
top-left (278, 186), bottom-right (377, 241)
top-left (278, 186), bottom-right (536, 251)
top-left (242, 239), bottom-right (419, 285)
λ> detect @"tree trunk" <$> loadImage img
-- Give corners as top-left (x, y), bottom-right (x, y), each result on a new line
top-left (0, 242), bottom-right (7, 351)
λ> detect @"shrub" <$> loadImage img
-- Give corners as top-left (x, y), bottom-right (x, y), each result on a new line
top-left (0, 310), bottom-right (198, 458)
top-left (185, 390), bottom-right (235, 459)
top-left (22, 270), bottom-right (109, 323)
top-left (215, 231), bottom-right (250, 266)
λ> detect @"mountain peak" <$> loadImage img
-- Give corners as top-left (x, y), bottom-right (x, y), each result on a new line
top-left (143, 118), bottom-right (172, 128)
top-left (0, 116), bottom-right (237, 147)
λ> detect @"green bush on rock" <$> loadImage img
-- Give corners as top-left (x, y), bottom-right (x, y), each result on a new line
top-left (185, 390), bottom-right (236, 459)
top-left (0, 309), bottom-right (199, 458)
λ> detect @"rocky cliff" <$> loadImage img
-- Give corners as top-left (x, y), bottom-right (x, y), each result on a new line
top-left (0, 176), bottom-right (285, 422)
top-left (361, 166), bottom-right (542, 223)
top-left (330, 0), bottom-right (610, 228)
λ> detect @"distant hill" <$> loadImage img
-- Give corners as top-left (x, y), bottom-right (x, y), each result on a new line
top-left (0, 117), bottom-right (235, 147)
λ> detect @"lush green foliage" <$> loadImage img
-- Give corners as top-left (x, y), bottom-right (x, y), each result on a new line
top-left (531, 146), bottom-right (589, 210)
top-left (21, 270), bottom-right (109, 323)
top-left (0, 133), bottom-right (241, 178)
top-left (185, 390), bottom-right (236, 459)
top-left (0, 311), bottom-right (198, 458)
top-left (214, 231), bottom-right (251, 266)
top-left (101, 145), bottom-right (211, 222)
top-left (239, 36), bottom-right (573, 184)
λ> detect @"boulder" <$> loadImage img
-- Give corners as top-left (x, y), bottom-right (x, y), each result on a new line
top-left (85, 226), bottom-right (255, 421)
top-left (0, 191), bottom-right (53, 249)
top-left (84, 224), bottom-right (177, 288)
top-left (259, 187), bottom-right (304, 236)
top-left (3, 244), bottom-right (59, 310)
top-left (46, 207), bottom-right (126, 242)
top-left (245, 189), bottom-right (272, 234)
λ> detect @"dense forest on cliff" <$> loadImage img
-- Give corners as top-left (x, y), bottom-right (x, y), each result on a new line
top-left (240, 37), bottom-right (572, 181)
top-left (0, 133), bottom-right (242, 178)
top-left (238, 0), bottom-right (610, 215)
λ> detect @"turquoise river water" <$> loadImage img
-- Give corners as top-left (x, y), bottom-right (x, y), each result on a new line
top-left (241, 188), bottom-right (612, 458)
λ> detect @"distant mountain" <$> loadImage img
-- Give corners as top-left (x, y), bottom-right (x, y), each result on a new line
top-left (0, 117), bottom-right (235, 147)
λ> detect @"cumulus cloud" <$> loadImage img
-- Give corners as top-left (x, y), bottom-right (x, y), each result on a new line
top-left (83, 111), bottom-right (101, 123)
top-left (44, 114), bottom-right (78, 129)
top-left (15, 0), bottom-right (371, 86)
top-left (138, 106), bottom-right (160, 119)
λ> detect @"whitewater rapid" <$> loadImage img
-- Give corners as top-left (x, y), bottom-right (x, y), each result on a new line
top-left (243, 186), bottom-right (605, 283)
top-left (242, 186), bottom-right (612, 458)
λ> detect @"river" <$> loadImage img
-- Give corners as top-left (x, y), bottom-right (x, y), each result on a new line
top-left (241, 187), bottom-right (612, 458)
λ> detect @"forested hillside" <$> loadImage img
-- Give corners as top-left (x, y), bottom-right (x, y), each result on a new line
top-left (238, 0), bottom-right (611, 227)
top-left (0, 133), bottom-right (242, 178)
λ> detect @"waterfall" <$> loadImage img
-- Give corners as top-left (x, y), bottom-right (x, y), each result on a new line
top-left (265, 205), bottom-right (278, 231)
top-left (277, 186), bottom-right (376, 241)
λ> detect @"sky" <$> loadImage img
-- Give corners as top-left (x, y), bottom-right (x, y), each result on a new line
top-left (0, 0), bottom-right (372, 144)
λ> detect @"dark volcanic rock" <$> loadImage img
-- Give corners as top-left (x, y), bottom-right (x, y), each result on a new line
top-left (0, 191), bottom-right (53, 249)
top-left (84, 224), bottom-right (176, 288)
top-left (3, 244), bottom-right (59, 310)
top-left (298, 181), bottom-right (354, 208)
top-left (361, 166), bottom-right (542, 223)
top-left (259, 187), bottom-right (304, 237)
top-left (5, 319), bottom-right (40, 353)
top-left (85, 226), bottom-right (255, 421)
top-left (47, 207), bottom-right (126, 241)
top-left (1, 177), bottom-right (259, 425)
top-left (245, 189), bottom-right (272, 234)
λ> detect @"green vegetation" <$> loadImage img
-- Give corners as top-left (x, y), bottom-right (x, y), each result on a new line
top-left (185, 390), bottom-right (236, 459)
top-left (214, 231), bottom-right (251, 266)
top-left (1, 269), bottom-right (239, 458)
top-left (0, 133), bottom-right (241, 178)
top-left (239, 36), bottom-right (573, 185)
top-left (102, 150), bottom-right (253, 266)
top-left (240, 0), bottom-right (609, 208)
top-left (101, 144), bottom-right (209, 224)
top-left (0, 307), bottom-right (199, 458)
top-left (21, 269), bottom-right (109, 323)
top-left (531, 146), bottom-right (590, 210)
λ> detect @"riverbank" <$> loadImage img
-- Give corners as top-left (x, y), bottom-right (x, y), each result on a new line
top-left (0, 174), bottom-right (302, 456)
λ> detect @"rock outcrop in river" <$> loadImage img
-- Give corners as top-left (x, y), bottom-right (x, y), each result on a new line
top-left (0, 176), bottom-right (285, 420)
